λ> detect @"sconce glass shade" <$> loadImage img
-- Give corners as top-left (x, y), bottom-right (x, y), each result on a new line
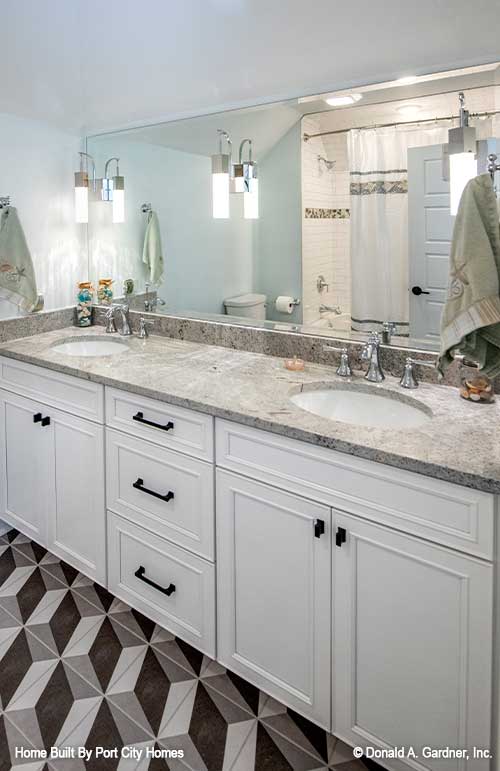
top-left (450, 152), bottom-right (477, 215)
top-left (74, 171), bottom-right (89, 224)
top-left (212, 154), bottom-right (230, 219)
top-left (244, 178), bottom-right (259, 219)
top-left (112, 176), bottom-right (125, 223)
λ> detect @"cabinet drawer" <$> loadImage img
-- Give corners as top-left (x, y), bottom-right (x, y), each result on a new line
top-left (107, 511), bottom-right (215, 657)
top-left (0, 356), bottom-right (104, 423)
top-left (105, 387), bottom-right (213, 461)
top-left (106, 428), bottom-right (214, 560)
top-left (216, 419), bottom-right (495, 560)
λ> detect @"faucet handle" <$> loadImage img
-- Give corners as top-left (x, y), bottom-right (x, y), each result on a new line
top-left (323, 345), bottom-right (353, 377)
top-left (103, 305), bottom-right (117, 333)
top-left (400, 357), bottom-right (435, 389)
top-left (138, 317), bottom-right (154, 339)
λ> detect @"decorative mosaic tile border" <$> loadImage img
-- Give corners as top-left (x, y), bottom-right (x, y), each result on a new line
top-left (350, 180), bottom-right (408, 195)
top-left (304, 208), bottom-right (350, 219)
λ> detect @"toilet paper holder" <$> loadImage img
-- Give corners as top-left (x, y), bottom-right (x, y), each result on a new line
top-left (274, 297), bottom-right (301, 306)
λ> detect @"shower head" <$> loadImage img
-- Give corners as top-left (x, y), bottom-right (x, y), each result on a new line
top-left (317, 155), bottom-right (335, 171)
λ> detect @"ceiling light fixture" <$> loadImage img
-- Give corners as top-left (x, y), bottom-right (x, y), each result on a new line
top-left (396, 76), bottom-right (419, 86)
top-left (324, 93), bottom-right (362, 107)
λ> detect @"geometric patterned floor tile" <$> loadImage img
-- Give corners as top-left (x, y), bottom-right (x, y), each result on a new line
top-left (0, 525), bottom-right (381, 771)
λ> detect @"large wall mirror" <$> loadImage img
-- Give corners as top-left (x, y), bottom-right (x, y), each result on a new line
top-left (87, 62), bottom-right (500, 350)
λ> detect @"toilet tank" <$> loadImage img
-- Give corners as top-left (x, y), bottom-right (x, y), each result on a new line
top-left (223, 293), bottom-right (267, 320)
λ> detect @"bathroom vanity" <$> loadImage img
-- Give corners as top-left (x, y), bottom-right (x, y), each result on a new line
top-left (0, 328), bottom-right (497, 771)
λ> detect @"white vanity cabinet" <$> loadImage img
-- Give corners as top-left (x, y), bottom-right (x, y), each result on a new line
top-left (333, 512), bottom-right (493, 771)
top-left (215, 419), bottom-right (496, 769)
top-left (216, 470), bottom-right (332, 728)
top-left (0, 357), bottom-right (106, 582)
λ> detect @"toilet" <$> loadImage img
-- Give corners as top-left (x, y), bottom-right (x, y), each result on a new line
top-left (223, 293), bottom-right (267, 320)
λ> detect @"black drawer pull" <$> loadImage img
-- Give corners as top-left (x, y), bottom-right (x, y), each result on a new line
top-left (33, 413), bottom-right (42, 423)
top-left (133, 477), bottom-right (174, 503)
top-left (133, 411), bottom-right (174, 431)
top-left (134, 565), bottom-right (175, 596)
top-left (336, 527), bottom-right (347, 548)
top-left (41, 416), bottom-right (51, 427)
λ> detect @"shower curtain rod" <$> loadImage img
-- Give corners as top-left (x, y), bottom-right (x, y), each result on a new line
top-left (302, 109), bottom-right (500, 141)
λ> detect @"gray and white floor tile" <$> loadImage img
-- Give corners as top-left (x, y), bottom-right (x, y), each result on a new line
top-left (0, 528), bottom-right (382, 771)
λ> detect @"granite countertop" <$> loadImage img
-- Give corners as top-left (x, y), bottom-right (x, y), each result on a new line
top-left (1, 326), bottom-right (499, 494)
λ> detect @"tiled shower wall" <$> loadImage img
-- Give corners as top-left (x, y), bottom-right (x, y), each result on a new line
top-left (301, 116), bottom-right (351, 325)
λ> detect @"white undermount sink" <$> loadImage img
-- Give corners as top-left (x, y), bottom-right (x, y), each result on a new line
top-left (51, 338), bottom-right (130, 357)
top-left (290, 386), bottom-right (432, 429)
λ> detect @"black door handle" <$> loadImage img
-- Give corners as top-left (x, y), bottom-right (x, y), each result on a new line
top-left (411, 286), bottom-right (430, 296)
top-left (133, 411), bottom-right (174, 431)
top-left (336, 527), bottom-right (347, 547)
top-left (134, 566), bottom-right (175, 596)
top-left (314, 519), bottom-right (325, 538)
top-left (133, 477), bottom-right (174, 503)
top-left (33, 413), bottom-right (42, 423)
top-left (41, 416), bottom-right (51, 427)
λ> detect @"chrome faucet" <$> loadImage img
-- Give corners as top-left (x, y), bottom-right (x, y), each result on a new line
top-left (361, 332), bottom-right (385, 382)
top-left (110, 303), bottom-right (132, 336)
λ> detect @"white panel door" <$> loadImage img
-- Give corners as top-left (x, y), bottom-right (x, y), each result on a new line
top-left (408, 144), bottom-right (452, 342)
top-left (216, 470), bottom-right (331, 728)
top-left (48, 408), bottom-right (105, 583)
top-left (333, 511), bottom-right (493, 771)
top-left (0, 389), bottom-right (51, 545)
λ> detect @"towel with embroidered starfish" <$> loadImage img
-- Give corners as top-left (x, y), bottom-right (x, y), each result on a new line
top-left (437, 173), bottom-right (500, 377)
top-left (0, 206), bottom-right (38, 312)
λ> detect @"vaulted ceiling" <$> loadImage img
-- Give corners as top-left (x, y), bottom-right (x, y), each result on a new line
top-left (1, 0), bottom-right (499, 135)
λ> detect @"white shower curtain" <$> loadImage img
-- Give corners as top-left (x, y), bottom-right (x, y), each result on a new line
top-left (348, 124), bottom-right (448, 335)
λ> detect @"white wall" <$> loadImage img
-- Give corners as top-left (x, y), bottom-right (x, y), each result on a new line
top-left (0, 112), bottom-right (86, 316)
top-left (88, 136), bottom-right (254, 315)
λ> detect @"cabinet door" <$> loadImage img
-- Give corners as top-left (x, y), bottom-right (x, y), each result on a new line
top-left (333, 511), bottom-right (493, 771)
top-left (0, 389), bottom-right (51, 545)
top-left (47, 408), bottom-right (105, 584)
top-left (217, 470), bottom-right (331, 728)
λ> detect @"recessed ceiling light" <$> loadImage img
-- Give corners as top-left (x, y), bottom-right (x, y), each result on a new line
top-left (396, 76), bottom-right (419, 86)
top-left (396, 103), bottom-right (422, 117)
top-left (324, 93), bottom-right (363, 107)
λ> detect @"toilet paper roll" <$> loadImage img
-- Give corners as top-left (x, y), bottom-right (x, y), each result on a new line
top-left (275, 296), bottom-right (295, 314)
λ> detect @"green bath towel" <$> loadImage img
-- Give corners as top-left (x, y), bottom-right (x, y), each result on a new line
top-left (0, 206), bottom-right (38, 312)
top-left (438, 173), bottom-right (500, 377)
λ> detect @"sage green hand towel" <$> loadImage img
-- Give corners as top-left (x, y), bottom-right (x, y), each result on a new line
top-left (437, 173), bottom-right (500, 376)
top-left (142, 210), bottom-right (164, 285)
top-left (0, 206), bottom-right (38, 312)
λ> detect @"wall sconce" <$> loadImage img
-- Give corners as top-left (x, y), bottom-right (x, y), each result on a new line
top-left (102, 157), bottom-right (125, 224)
top-left (443, 93), bottom-right (478, 215)
top-left (74, 153), bottom-right (125, 223)
top-left (74, 152), bottom-right (96, 224)
top-left (212, 130), bottom-right (232, 219)
top-left (233, 139), bottom-right (259, 219)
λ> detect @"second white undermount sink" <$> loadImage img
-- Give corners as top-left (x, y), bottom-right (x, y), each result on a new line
top-left (291, 386), bottom-right (432, 429)
top-left (51, 338), bottom-right (130, 357)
